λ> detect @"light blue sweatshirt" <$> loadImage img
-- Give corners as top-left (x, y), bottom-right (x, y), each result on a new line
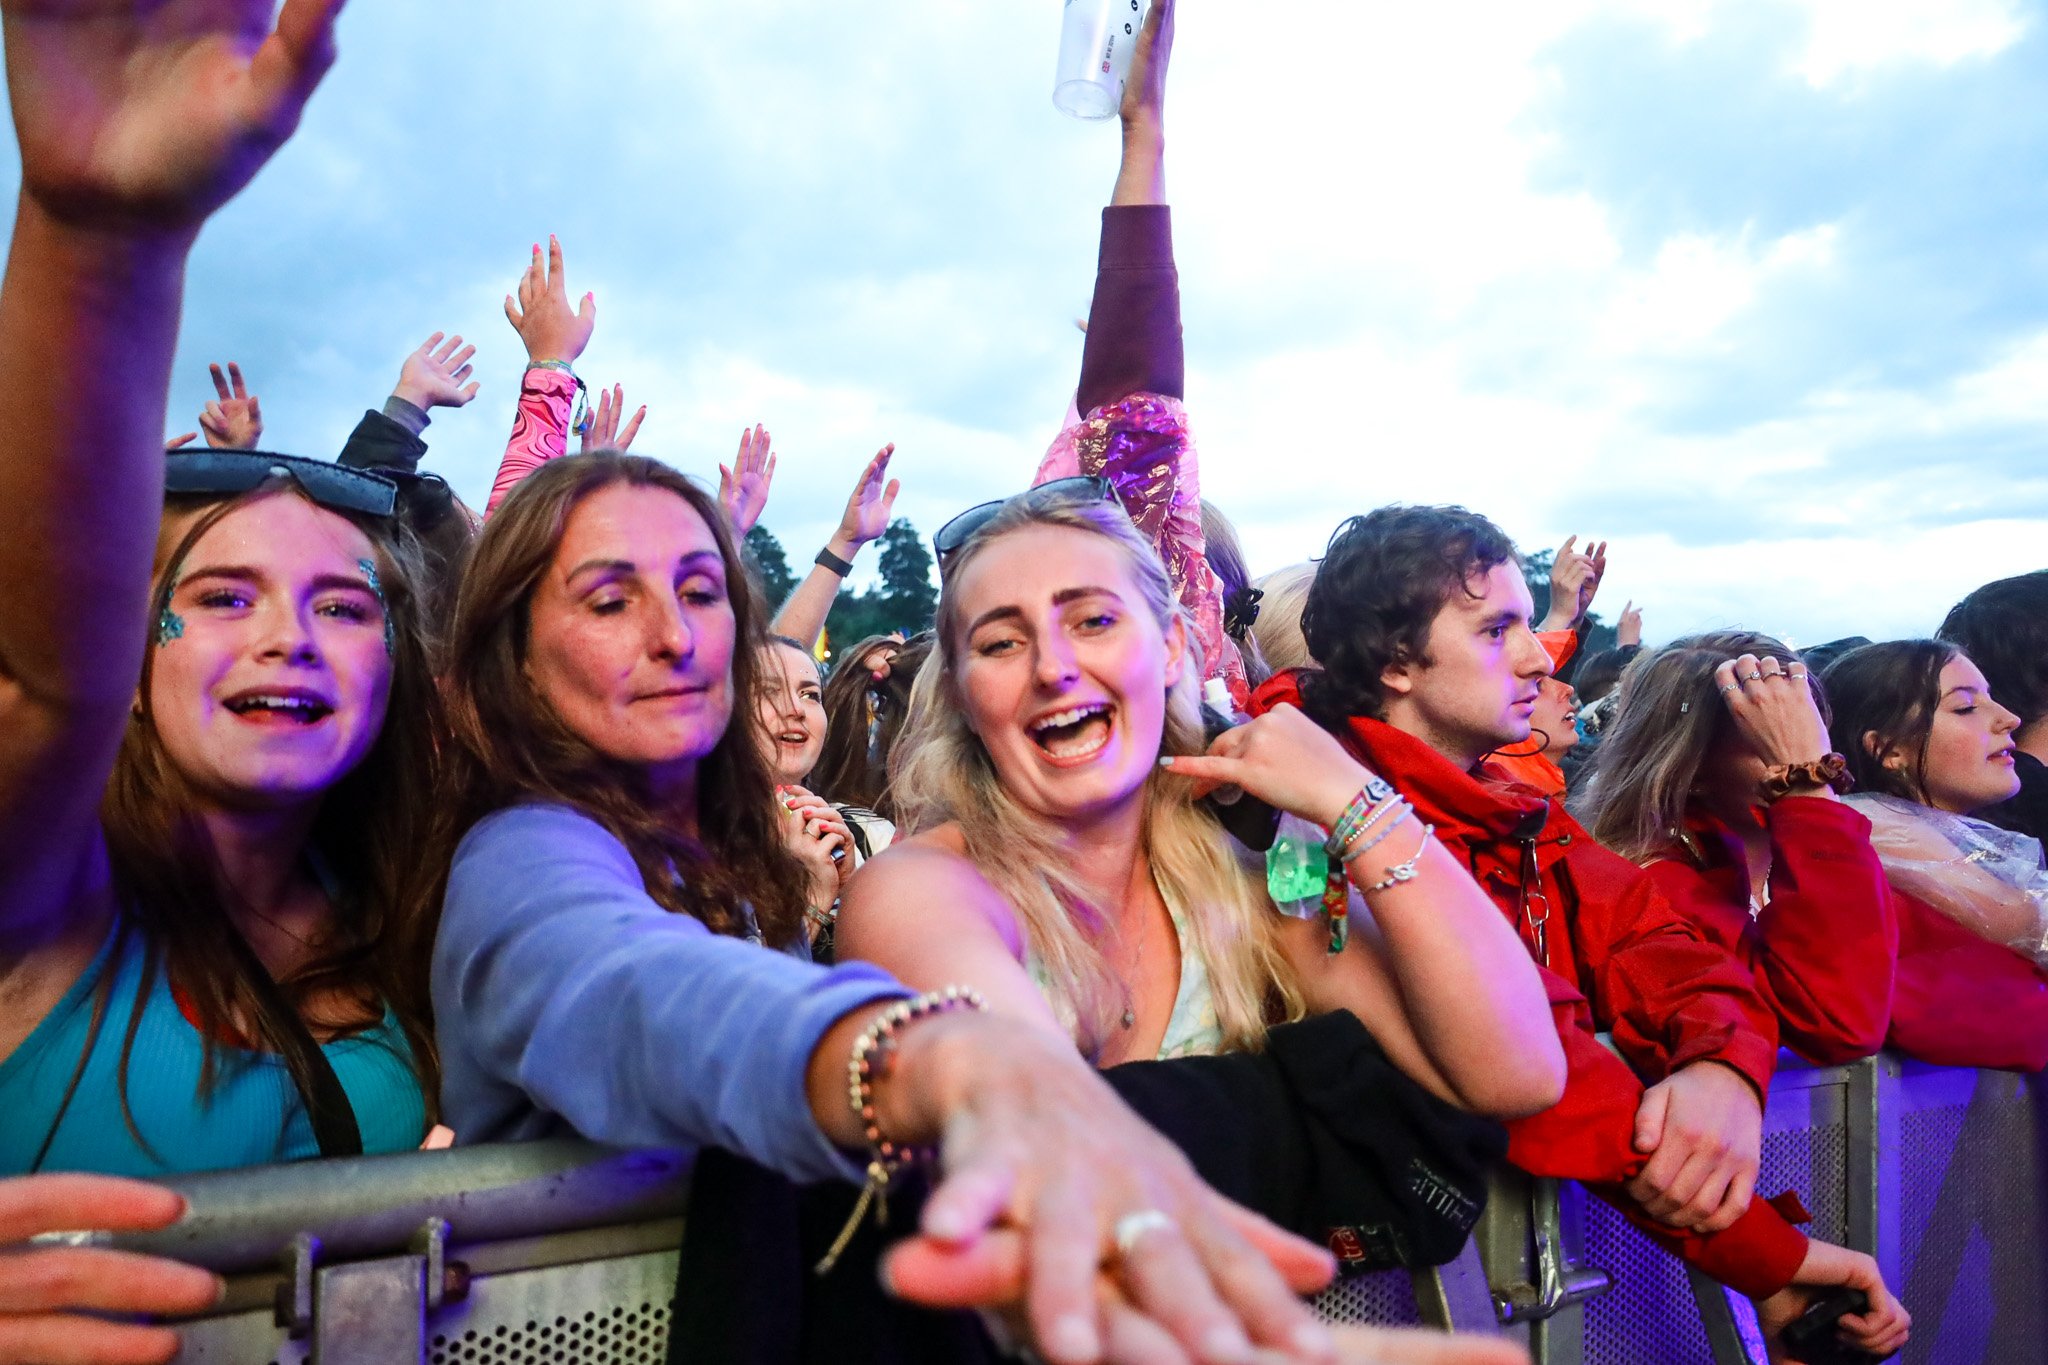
top-left (433, 803), bottom-right (907, 1183)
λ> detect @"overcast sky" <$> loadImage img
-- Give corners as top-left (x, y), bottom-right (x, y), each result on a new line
top-left (11, 0), bottom-right (2044, 647)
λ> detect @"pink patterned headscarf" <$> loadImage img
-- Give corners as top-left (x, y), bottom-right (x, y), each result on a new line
top-left (1036, 392), bottom-right (1248, 711)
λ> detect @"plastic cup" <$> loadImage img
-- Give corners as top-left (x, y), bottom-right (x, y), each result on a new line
top-left (1053, 0), bottom-right (1147, 120)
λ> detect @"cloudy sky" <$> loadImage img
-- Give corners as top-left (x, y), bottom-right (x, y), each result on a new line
top-left (14, 0), bottom-right (2046, 646)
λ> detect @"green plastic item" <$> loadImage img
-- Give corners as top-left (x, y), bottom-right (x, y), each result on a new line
top-left (1265, 833), bottom-right (1330, 907)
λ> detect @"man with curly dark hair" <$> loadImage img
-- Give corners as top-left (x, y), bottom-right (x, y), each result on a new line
top-left (1247, 505), bottom-right (1909, 1356)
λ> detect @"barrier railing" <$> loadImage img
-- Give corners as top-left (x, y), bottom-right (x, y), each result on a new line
top-left (141, 1053), bottom-right (2045, 1363)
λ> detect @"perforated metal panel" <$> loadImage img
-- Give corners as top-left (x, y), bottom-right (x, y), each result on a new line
top-left (1758, 1118), bottom-right (1848, 1246)
top-left (426, 1250), bottom-right (678, 1365)
top-left (1312, 1266), bottom-right (1423, 1327)
top-left (1580, 1198), bottom-right (1714, 1365)
top-left (1896, 1072), bottom-right (2048, 1365)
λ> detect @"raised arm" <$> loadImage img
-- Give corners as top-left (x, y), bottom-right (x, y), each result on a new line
top-left (338, 331), bottom-right (480, 472)
top-left (769, 441), bottom-right (899, 651)
top-left (1074, 0), bottom-right (1180, 418)
top-left (487, 235), bottom-right (593, 515)
top-left (0, 0), bottom-right (345, 931)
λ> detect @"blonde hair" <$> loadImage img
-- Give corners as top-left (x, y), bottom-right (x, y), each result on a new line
top-left (893, 493), bottom-right (1302, 1058)
top-left (1251, 562), bottom-right (1317, 674)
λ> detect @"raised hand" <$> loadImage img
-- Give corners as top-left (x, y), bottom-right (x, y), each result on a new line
top-left (393, 332), bottom-right (480, 412)
top-left (835, 444), bottom-right (900, 551)
top-left (1112, 0), bottom-right (1173, 206)
top-left (1540, 536), bottom-right (1607, 633)
top-left (1118, 0), bottom-right (1175, 133)
top-left (1616, 601), bottom-right (1643, 648)
top-left (197, 361), bottom-right (262, 447)
top-left (579, 384), bottom-right (646, 455)
top-left (719, 424), bottom-right (778, 536)
top-left (4, 0), bottom-right (348, 233)
top-left (0, 1173), bottom-right (223, 1365)
top-left (503, 235), bottom-right (595, 367)
top-left (1716, 654), bottom-right (1833, 793)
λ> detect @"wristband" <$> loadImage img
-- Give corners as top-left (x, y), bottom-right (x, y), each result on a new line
top-left (526, 359), bottom-right (576, 377)
top-left (815, 546), bottom-right (855, 577)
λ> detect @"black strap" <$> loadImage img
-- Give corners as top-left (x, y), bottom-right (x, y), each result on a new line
top-left (218, 926), bottom-right (364, 1159)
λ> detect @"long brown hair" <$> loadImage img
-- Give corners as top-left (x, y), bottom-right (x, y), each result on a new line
top-left (99, 481), bottom-right (444, 1136)
top-left (1576, 629), bottom-right (1825, 863)
top-left (433, 452), bottom-right (809, 947)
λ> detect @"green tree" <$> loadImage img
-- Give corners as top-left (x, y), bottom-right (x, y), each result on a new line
top-left (873, 517), bottom-right (937, 630)
top-left (744, 524), bottom-right (797, 610)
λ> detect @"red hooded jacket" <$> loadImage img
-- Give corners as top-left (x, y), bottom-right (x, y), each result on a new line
top-left (1250, 673), bottom-right (1808, 1297)
top-left (1647, 799), bottom-right (2048, 1071)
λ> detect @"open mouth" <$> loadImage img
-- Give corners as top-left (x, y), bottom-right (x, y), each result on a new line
top-left (777, 730), bottom-right (811, 747)
top-left (1993, 746), bottom-right (2017, 764)
top-left (1028, 702), bottom-right (1115, 761)
top-left (223, 691), bottom-right (334, 725)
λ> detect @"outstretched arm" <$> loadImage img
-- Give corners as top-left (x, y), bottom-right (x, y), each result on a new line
top-left (769, 442), bottom-right (899, 651)
top-left (0, 0), bottom-right (346, 933)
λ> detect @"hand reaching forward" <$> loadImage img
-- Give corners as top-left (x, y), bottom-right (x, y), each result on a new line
top-left (504, 235), bottom-right (595, 367)
top-left (1540, 536), bottom-right (1607, 633)
top-left (876, 1012), bottom-right (1342, 1364)
top-left (1628, 1060), bottom-right (1762, 1234)
top-left (4, 0), bottom-right (348, 232)
top-left (719, 424), bottom-right (777, 536)
top-left (198, 361), bottom-right (262, 447)
top-left (0, 1172), bottom-right (223, 1365)
top-left (835, 443), bottom-right (900, 551)
top-left (579, 384), bottom-right (646, 454)
top-left (393, 332), bottom-right (480, 412)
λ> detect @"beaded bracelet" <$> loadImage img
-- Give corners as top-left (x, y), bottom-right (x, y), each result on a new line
top-left (815, 985), bottom-right (987, 1274)
top-left (1358, 823), bottom-right (1434, 896)
top-left (1341, 803), bottom-right (1414, 864)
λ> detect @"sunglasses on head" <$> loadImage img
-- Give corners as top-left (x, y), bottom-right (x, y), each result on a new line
top-left (165, 450), bottom-right (398, 519)
top-left (932, 476), bottom-right (1120, 576)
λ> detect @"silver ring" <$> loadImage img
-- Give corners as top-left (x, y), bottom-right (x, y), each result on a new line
top-left (1720, 683), bottom-right (1742, 694)
top-left (1112, 1209), bottom-right (1179, 1259)
top-left (1746, 671), bottom-right (1764, 682)
top-left (1788, 666), bottom-right (1809, 679)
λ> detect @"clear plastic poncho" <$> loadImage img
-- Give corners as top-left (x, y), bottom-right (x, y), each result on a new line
top-left (1844, 792), bottom-right (2048, 969)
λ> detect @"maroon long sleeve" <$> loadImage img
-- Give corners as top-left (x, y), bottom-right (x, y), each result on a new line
top-left (1076, 205), bottom-right (1183, 416)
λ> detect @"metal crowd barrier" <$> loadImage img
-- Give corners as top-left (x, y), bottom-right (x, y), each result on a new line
top-left (142, 1053), bottom-right (2046, 1363)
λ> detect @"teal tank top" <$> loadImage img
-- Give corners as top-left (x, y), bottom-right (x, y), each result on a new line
top-left (0, 923), bottom-right (427, 1176)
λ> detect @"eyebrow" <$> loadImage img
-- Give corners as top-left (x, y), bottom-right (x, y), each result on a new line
top-left (177, 565), bottom-right (375, 595)
top-left (965, 585), bottom-right (1124, 636)
top-left (566, 551), bottom-right (724, 585)
top-left (1942, 685), bottom-right (1986, 702)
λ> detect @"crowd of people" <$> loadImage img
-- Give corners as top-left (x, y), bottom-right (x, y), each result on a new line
top-left (3, 2), bottom-right (2045, 1364)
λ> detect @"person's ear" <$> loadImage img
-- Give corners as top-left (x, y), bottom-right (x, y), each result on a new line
top-left (1380, 650), bottom-right (1417, 701)
top-left (1162, 614), bottom-right (1189, 689)
top-left (1863, 729), bottom-right (1906, 771)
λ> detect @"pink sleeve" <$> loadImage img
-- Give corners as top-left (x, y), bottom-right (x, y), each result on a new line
top-left (485, 367), bottom-right (578, 518)
top-left (1035, 392), bottom-right (1247, 708)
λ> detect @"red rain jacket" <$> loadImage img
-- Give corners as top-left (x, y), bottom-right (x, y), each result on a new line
top-left (1250, 673), bottom-right (1808, 1297)
top-left (1647, 799), bottom-right (2048, 1071)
